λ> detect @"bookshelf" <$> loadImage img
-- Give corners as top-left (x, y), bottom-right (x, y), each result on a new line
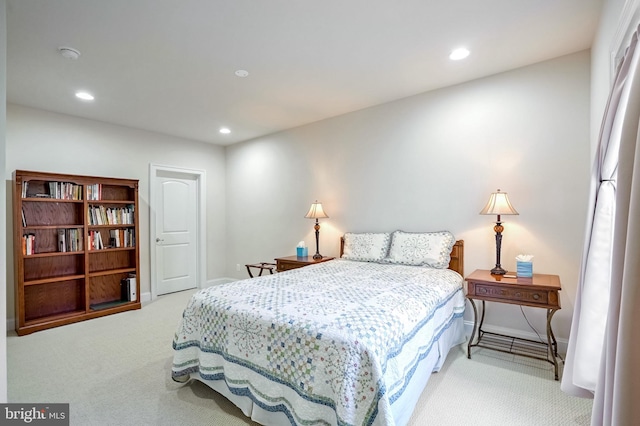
top-left (13, 170), bottom-right (140, 335)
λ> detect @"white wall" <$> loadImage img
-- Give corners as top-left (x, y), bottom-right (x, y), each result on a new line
top-left (226, 51), bottom-right (591, 342)
top-left (5, 105), bottom-right (227, 321)
top-left (1, 0), bottom-right (8, 403)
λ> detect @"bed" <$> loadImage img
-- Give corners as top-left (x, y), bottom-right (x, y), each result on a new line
top-left (172, 231), bottom-right (465, 426)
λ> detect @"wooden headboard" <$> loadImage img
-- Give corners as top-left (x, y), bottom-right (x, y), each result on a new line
top-left (339, 238), bottom-right (464, 276)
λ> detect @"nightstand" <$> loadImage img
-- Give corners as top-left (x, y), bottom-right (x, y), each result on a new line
top-left (465, 269), bottom-right (562, 380)
top-left (274, 256), bottom-right (335, 272)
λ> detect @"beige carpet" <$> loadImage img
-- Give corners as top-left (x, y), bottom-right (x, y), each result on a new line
top-left (7, 289), bottom-right (592, 425)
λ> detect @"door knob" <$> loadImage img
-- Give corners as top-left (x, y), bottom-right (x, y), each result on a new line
top-left (156, 238), bottom-right (164, 243)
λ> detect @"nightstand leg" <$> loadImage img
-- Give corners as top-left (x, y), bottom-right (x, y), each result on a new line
top-left (467, 298), bottom-right (478, 359)
top-left (547, 308), bottom-right (560, 380)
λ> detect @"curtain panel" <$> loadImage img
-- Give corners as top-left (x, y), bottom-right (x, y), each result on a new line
top-left (562, 24), bottom-right (640, 425)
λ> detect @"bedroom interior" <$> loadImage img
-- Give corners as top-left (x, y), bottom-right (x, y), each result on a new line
top-left (2, 0), bottom-right (639, 425)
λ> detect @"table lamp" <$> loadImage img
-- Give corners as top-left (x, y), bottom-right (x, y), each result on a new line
top-left (479, 189), bottom-right (519, 275)
top-left (304, 201), bottom-right (329, 259)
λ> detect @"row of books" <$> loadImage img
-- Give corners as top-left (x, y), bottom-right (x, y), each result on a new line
top-left (58, 228), bottom-right (83, 252)
top-left (109, 229), bottom-right (135, 248)
top-left (87, 183), bottom-right (102, 201)
top-left (21, 234), bottom-right (35, 255)
top-left (88, 229), bottom-right (136, 250)
top-left (22, 229), bottom-right (136, 254)
top-left (88, 230), bottom-right (105, 250)
top-left (22, 181), bottom-right (83, 200)
top-left (88, 205), bottom-right (135, 226)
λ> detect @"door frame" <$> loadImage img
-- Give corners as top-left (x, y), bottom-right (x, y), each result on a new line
top-left (149, 164), bottom-right (206, 300)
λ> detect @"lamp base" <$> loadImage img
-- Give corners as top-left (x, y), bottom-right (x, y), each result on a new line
top-left (491, 266), bottom-right (507, 275)
top-left (313, 253), bottom-right (323, 260)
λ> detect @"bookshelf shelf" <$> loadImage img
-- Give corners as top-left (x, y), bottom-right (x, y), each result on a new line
top-left (89, 300), bottom-right (134, 311)
top-left (88, 200), bottom-right (134, 205)
top-left (23, 225), bottom-right (84, 230)
top-left (24, 274), bottom-right (86, 287)
top-left (88, 224), bottom-right (134, 228)
top-left (13, 170), bottom-right (140, 335)
top-left (24, 310), bottom-right (86, 328)
top-left (23, 198), bottom-right (84, 203)
top-left (23, 250), bottom-right (85, 258)
top-left (89, 267), bottom-right (137, 278)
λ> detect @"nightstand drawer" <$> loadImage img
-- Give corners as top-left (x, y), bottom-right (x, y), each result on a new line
top-left (474, 284), bottom-right (548, 305)
top-left (277, 260), bottom-right (301, 272)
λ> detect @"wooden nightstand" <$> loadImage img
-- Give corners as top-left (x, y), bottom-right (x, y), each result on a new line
top-left (465, 269), bottom-right (562, 380)
top-left (274, 256), bottom-right (335, 272)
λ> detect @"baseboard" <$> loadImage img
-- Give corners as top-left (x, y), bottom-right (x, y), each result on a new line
top-left (205, 277), bottom-right (237, 287)
top-left (463, 320), bottom-right (568, 355)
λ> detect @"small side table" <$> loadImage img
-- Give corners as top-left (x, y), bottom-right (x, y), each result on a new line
top-left (274, 256), bottom-right (335, 272)
top-left (465, 269), bottom-right (562, 380)
top-left (245, 262), bottom-right (276, 278)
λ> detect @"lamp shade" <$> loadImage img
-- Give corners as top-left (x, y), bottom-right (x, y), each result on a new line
top-left (304, 201), bottom-right (329, 219)
top-left (479, 189), bottom-right (518, 216)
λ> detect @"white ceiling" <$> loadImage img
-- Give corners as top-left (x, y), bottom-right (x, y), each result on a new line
top-left (6, 0), bottom-right (602, 146)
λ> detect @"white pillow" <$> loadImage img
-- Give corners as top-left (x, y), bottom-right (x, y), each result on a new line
top-left (342, 232), bottom-right (391, 262)
top-left (385, 230), bottom-right (455, 268)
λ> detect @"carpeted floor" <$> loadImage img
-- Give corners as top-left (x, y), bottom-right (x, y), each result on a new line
top-left (7, 289), bottom-right (592, 425)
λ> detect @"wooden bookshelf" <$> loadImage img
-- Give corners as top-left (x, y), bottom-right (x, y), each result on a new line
top-left (13, 170), bottom-right (140, 335)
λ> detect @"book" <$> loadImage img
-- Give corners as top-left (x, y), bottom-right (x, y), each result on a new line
top-left (45, 181), bottom-right (83, 200)
top-left (122, 275), bottom-right (137, 301)
top-left (87, 183), bottom-right (102, 201)
top-left (24, 233), bottom-right (35, 255)
top-left (128, 276), bottom-right (137, 301)
top-left (88, 231), bottom-right (96, 251)
top-left (120, 279), bottom-right (130, 301)
top-left (96, 231), bottom-right (104, 250)
top-left (76, 229), bottom-right (82, 252)
top-left (58, 229), bottom-right (66, 252)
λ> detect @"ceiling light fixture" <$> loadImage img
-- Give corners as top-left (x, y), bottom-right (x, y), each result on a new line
top-left (75, 91), bottom-right (95, 101)
top-left (219, 127), bottom-right (231, 134)
top-left (234, 70), bottom-right (249, 78)
top-left (449, 47), bottom-right (470, 60)
top-left (58, 46), bottom-right (81, 60)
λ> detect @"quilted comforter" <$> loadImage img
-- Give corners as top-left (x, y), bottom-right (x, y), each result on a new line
top-left (172, 259), bottom-right (465, 426)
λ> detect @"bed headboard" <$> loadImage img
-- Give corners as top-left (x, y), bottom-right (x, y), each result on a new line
top-left (339, 238), bottom-right (464, 276)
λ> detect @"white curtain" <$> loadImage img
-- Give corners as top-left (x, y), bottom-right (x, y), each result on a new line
top-left (562, 25), bottom-right (640, 425)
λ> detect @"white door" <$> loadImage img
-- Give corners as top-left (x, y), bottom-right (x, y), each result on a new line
top-left (155, 174), bottom-right (198, 295)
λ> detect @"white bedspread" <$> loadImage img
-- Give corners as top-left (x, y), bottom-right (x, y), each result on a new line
top-left (172, 259), bottom-right (465, 426)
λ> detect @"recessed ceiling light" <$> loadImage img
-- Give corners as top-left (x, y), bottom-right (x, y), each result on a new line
top-left (75, 91), bottom-right (94, 101)
top-left (219, 127), bottom-right (231, 134)
top-left (58, 46), bottom-right (81, 60)
top-left (449, 48), bottom-right (470, 61)
top-left (234, 70), bottom-right (249, 78)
